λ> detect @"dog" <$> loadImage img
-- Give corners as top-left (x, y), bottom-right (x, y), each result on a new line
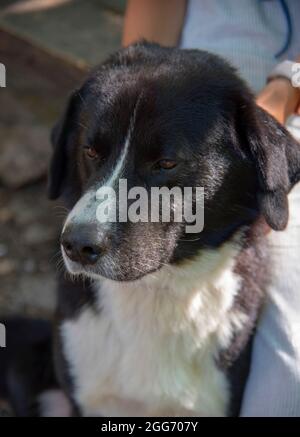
top-left (4, 42), bottom-right (300, 417)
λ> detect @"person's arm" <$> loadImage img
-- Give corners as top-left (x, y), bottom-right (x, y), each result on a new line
top-left (256, 78), bottom-right (300, 124)
top-left (122, 0), bottom-right (187, 47)
top-left (256, 57), bottom-right (300, 124)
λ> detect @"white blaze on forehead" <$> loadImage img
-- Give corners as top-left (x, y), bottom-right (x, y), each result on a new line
top-left (63, 103), bottom-right (138, 234)
top-left (102, 125), bottom-right (131, 189)
top-left (102, 101), bottom-right (138, 190)
top-left (94, 103), bottom-right (138, 225)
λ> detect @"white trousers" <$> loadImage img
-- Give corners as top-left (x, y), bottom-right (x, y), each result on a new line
top-left (241, 116), bottom-right (300, 416)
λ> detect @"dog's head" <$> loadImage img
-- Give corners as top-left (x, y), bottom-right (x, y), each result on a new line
top-left (49, 43), bottom-right (300, 281)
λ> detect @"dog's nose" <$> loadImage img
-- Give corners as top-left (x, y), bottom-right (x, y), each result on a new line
top-left (61, 226), bottom-right (108, 265)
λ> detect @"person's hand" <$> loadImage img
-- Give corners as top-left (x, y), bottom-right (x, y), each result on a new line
top-left (256, 78), bottom-right (300, 124)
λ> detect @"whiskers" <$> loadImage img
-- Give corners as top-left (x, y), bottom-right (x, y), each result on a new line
top-left (50, 249), bottom-right (65, 274)
top-left (66, 271), bottom-right (87, 283)
top-left (178, 236), bottom-right (202, 242)
top-left (52, 205), bottom-right (68, 221)
top-left (51, 249), bottom-right (88, 283)
top-left (77, 122), bottom-right (89, 131)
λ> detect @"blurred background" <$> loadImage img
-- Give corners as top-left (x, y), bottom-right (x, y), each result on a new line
top-left (0, 0), bottom-right (126, 318)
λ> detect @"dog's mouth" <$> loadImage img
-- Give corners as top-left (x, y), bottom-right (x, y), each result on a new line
top-left (61, 244), bottom-right (163, 282)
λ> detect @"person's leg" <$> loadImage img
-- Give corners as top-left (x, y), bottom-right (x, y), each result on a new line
top-left (241, 117), bottom-right (300, 416)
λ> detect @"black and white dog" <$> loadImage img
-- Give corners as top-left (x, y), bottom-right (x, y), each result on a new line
top-left (7, 42), bottom-right (300, 417)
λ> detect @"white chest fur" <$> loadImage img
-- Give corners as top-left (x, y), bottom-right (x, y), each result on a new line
top-left (61, 241), bottom-right (245, 417)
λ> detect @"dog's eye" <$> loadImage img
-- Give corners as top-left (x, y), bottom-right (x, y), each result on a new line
top-left (84, 146), bottom-right (98, 160)
top-left (158, 159), bottom-right (177, 170)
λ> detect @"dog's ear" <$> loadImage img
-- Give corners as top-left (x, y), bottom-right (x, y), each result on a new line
top-left (241, 103), bottom-right (300, 230)
top-left (48, 91), bottom-right (79, 200)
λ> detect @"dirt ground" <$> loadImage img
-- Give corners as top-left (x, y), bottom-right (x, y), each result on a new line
top-left (0, 1), bottom-right (122, 320)
top-left (0, 52), bottom-right (73, 319)
top-left (0, 0), bottom-right (124, 418)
